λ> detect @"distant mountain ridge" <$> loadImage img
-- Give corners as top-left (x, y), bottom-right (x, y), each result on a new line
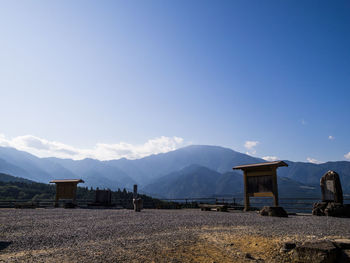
top-left (0, 172), bottom-right (34, 183)
top-left (280, 160), bottom-right (350, 193)
top-left (142, 164), bottom-right (320, 199)
top-left (106, 145), bottom-right (264, 185)
top-left (0, 145), bottom-right (349, 196)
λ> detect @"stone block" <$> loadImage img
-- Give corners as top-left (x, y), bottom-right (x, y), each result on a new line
top-left (259, 206), bottom-right (288, 217)
top-left (312, 202), bottom-right (328, 216)
top-left (312, 202), bottom-right (350, 218)
top-left (325, 204), bottom-right (350, 218)
top-left (293, 240), bottom-right (338, 263)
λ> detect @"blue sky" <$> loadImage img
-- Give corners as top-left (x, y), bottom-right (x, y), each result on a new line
top-left (0, 1), bottom-right (349, 162)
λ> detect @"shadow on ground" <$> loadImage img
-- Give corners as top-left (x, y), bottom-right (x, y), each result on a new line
top-left (0, 241), bottom-right (12, 251)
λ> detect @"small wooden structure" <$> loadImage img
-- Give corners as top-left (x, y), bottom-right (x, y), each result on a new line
top-left (88, 188), bottom-right (113, 207)
top-left (95, 189), bottom-right (112, 205)
top-left (50, 179), bottom-right (84, 207)
top-left (233, 161), bottom-right (288, 211)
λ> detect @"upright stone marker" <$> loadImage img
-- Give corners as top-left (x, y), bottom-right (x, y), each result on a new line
top-left (133, 184), bottom-right (143, 212)
top-left (312, 170), bottom-right (350, 217)
top-left (320, 170), bottom-right (343, 204)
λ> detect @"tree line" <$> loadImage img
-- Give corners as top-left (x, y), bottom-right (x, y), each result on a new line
top-left (0, 180), bottom-right (157, 203)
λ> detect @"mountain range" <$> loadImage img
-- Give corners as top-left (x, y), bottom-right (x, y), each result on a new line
top-left (0, 145), bottom-right (349, 198)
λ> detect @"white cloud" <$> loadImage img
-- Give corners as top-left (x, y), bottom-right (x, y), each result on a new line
top-left (262, 156), bottom-right (279, 162)
top-left (244, 141), bottom-right (259, 150)
top-left (345, 152), bottom-right (350, 160)
top-left (0, 134), bottom-right (187, 160)
top-left (244, 140), bottom-right (259, 156)
top-left (306, 157), bottom-right (322, 164)
top-left (328, 135), bottom-right (335, 140)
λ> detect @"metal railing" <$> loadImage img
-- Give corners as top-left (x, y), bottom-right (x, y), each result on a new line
top-left (0, 197), bottom-right (349, 213)
top-left (159, 196), bottom-right (350, 213)
top-left (0, 198), bottom-right (164, 209)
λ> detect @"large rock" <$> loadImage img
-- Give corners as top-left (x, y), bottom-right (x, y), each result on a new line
top-left (312, 202), bottom-right (328, 216)
top-left (293, 240), bottom-right (338, 263)
top-left (259, 206), bottom-right (288, 217)
top-left (313, 202), bottom-right (350, 218)
top-left (325, 203), bottom-right (350, 218)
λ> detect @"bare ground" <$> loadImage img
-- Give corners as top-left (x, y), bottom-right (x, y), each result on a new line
top-left (1, 208), bottom-right (350, 262)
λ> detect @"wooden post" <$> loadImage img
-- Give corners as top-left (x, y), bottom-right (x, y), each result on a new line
top-left (72, 183), bottom-right (77, 205)
top-left (133, 184), bottom-right (138, 199)
top-left (54, 184), bottom-right (59, 207)
top-left (244, 171), bottom-right (250, 211)
top-left (133, 184), bottom-right (142, 212)
top-left (272, 169), bottom-right (279, 207)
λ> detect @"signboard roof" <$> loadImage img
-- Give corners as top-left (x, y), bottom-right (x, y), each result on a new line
top-left (233, 161), bottom-right (288, 171)
top-left (50, 179), bottom-right (84, 184)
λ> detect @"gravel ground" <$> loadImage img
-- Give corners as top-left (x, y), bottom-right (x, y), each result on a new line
top-left (1, 208), bottom-right (350, 262)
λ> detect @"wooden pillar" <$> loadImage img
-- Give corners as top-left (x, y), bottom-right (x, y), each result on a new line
top-left (133, 184), bottom-right (138, 199)
top-left (54, 184), bottom-right (59, 207)
top-left (72, 183), bottom-right (77, 205)
top-left (272, 169), bottom-right (279, 207)
top-left (243, 171), bottom-right (250, 211)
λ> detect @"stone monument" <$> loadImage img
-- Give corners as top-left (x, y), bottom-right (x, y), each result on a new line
top-left (312, 170), bottom-right (350, 217)
top-left (320, 170), bottom-right (343, 204)
top-left (133, 184), bottom-right (143, 212)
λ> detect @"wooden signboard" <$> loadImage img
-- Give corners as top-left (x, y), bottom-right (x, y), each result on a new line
top-left (56, 183), bottom-right (76, 199)
top-left (50, 179), bottom-right (84, 207)
top-left (233, 161), bottom-right (288, 211)
top-left (246, 175), bottom-right (273, 194)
